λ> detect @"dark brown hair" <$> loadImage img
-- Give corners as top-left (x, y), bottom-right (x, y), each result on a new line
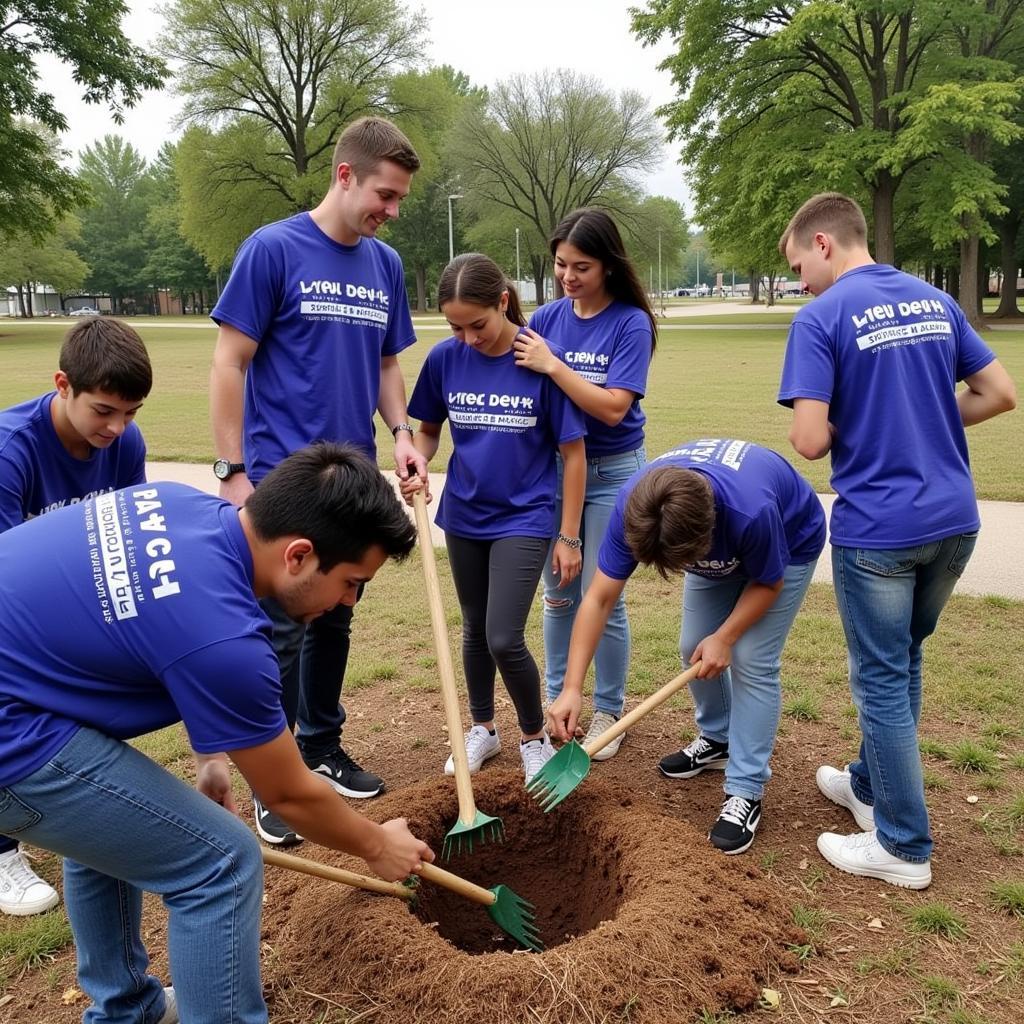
top-left (331, 116), bottom-right (420, 183)
top-left (623, 467), bottom-right (715, 579)
top-left (778, 192), bottom-right (868, 255)
top-left (551, 208), bottom-right (657, 349)
top-left (437, 253), bottom-right (527, 326)
top-left (59, 317), bottom-right (152, 401)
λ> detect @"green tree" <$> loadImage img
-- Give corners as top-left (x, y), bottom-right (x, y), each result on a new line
top-left (160, 0), bottom-right (426, 214)
top-left (626, 195), bottom-right (689, 299)
top-left (453, 70), bottom-right (663, 303)
top-left (0, 215), bottom-right (89, 315)
top-left (0, 1), bottom-right (164, 237)
top-left (75, 135), bottom-right (154, 313)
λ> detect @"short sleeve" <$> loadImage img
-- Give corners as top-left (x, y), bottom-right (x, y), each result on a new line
top-left (382, 253), bottom-right (417, 357)
top-left (547, 380), bottom-right (587, 445)
top-left (210, 236), bottom-right (284, 344)
top-left (162, 636), bottom-right (287, 753)
top-left (0, 452), bottom-right (30, 532)
top-left (596, 494), bottom-right (638, 580)
top-left (778, 318), bottom-right (835, 409)
top-left (737, 506), bottom-right (788, 584)
top-left (408, 345), bottom-right (449, 425)
top-left (604, 319), bottom-right (652, 396)
top-left (948, 302), bottom-right (995, 380)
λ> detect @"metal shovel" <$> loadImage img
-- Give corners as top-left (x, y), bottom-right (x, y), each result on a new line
top-left (262, 846), bottom-right (543, 951)
top-left (412, 487), bottom-right (504, 859)
top-left (527, 662), bottom-right (704, 812)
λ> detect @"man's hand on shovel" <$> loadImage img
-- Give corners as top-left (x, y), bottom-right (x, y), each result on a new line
top-left (365, 817), bottom-right (435, 882)
top-left (546, 690), bottom-right (583, 743)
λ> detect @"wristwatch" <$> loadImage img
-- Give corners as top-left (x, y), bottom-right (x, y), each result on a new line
top-left (391, 422), bottom-right (415, 438)
top-left (212, 459), bottom-right (246, 481)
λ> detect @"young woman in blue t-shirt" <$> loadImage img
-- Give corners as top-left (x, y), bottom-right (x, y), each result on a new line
top-left (401, 254), bottom-right (586, 783)
top-left (513, 208), bottom-right (656, 759)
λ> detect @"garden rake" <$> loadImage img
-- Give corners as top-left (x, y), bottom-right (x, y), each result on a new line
top-left (261, 846), bottom-right (543, 951)
top-left (527, 661), bottom-right (704, 812)
top-left (412, 487), bottom-right (504, 859)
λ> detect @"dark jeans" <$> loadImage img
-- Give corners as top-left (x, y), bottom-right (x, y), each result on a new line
top-left (260, 597), bottom-right (357, 761)
top-left (445, 533), bottom-right (549, 735)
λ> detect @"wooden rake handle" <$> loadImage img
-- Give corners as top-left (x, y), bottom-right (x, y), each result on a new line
top-left (582, 661), bottom-right (703, 758)
top-left (411, 488), bottom-right (478, 826)
top-left (261, 846), bottom-right (496, 908)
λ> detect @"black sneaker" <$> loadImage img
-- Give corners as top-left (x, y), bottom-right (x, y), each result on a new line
top-left (253, 796), bottom-right (302, 846)
top-left (304, 747), bottom-right (384, 799)
top-left (658, 735), bottom-right (729, 778)
top-left (709, 795), bottom-right (762, 855)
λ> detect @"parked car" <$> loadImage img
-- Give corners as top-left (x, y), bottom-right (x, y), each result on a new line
top-left (68, 306), bottom-right (100, 316)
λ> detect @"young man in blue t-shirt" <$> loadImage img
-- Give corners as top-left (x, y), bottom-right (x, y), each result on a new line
top-left (0, 316), bottom-right (151, 916)
top-left (0, 443), bottom-right (432, 1024)
top-left (545, 440), bottom-right (825, 854)
top-left (778, 192), bottom-right (1017, 889)
top-left (210, 116), bottom-right (429, 843)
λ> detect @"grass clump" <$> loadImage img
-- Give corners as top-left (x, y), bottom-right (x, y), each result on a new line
top-left (905, 902), bottom-right (968, 940)
top-left (0, 911), bottom-right (73, 988)
top-left (783, 692), bottom-right (821, 721)
top-left (948, 740), bottom-right (998, 774)
top-left (989, 880), bottom-right (1024, 918)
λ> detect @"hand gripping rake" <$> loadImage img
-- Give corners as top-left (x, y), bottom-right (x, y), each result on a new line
top-left (412, 487), bottom-right (504, 859)
top-left (261, 846), bottom-right (543, 951)
top-left (527, 662), bottom-right (704, 812)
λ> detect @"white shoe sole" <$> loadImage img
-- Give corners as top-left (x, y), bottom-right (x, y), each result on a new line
top-left (815, 767), bottom-right (875, 831)
top-left (0, 890), bottom-right (59, 916)
top-left (816, 835), bottom-right (931, 889)
top-left (312, 771), bottom-right (383, 800)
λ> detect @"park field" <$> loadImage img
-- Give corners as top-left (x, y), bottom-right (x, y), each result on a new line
top-left (1, 316), bottom-right (1020, 499)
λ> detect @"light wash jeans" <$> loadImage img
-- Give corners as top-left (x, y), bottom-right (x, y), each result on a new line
top-left (680, 560), bottom-right (817, 801)
top-left (0, 727), bottom-right (266, 1024)
top-left (543, 447), bottom-right (646, 716)
top-left (832, 532), bottom-right (977, 862)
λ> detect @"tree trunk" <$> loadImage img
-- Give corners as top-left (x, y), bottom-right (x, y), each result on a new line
top-left (945, 266), bottom-right (960, 302)
top-left (992, 213), bottom-right (1022, 318)
top-left (414, 266), bottom-right (427, 312)
top-left (765, 271), bottom-right (776, 307)
top-left (871, 172), bottom-right (897, 265)
top-left (958, 235), bottom-right (982, 329)
top-left (531, 254), bottom-right (546, 306)
top-left (25, 285), bottom-right (34, 318)
top-left (15, 284), bottom-right (27, 318)
top-left (749, 269), bottom-right (761, 304)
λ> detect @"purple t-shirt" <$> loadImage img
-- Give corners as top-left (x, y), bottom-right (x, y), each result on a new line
top-left (0, 392), bottom-right (146, 533)
top-left (211, 212), bottom-right (416, 481)
top-left (409, 337), bottom-right (586, 540)
top-left (528, 298), bottom-right (651, 457)
top-left (778, 265), bottom-right (994, 548)
top-left (0, 483), bottom-right (286, 787)
top-left (599, 440), bottom-right (825, 583)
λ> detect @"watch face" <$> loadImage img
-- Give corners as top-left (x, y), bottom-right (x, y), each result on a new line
top-left (213, 459), bottom-right (229, 480)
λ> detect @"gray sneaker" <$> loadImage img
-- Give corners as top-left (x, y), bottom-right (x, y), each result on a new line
top-left (583, 710), bottom-right (624, 761)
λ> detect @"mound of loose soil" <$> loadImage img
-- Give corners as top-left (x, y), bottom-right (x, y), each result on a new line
top-left (264, 771), bottom-right (803, 1023)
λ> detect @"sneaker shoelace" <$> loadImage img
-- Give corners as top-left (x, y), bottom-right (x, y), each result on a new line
top-left (464, 727), bottom-right (493, 762)
top-left (684, 735), bottom-right (715, 759)
top-left (719, 795), bottom-right (755, 826)
top-left (520, 738), bottom-right (550, 775)
top-left (843, 828), bottom-right (879, 849)
top-left (586, 712), bottom-right (618, 738)
top-left (1, 851), bottom-right (45, 893)
top-left (331, 748), bottom-right (365, 773)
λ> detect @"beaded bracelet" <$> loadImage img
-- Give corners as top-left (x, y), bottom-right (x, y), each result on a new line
top-left (557, 532), bottom-right (582, 549)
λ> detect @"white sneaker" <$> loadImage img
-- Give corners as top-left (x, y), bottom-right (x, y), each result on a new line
top-left (158, 986), bottom-right (178, 1024)
top-left (817, 829), bottom-right (932, 889)
top-left (444, 725), bottom-right (501, 775)
top-left (0, 846), bottom-right (59, 916)
top-left (816, 765), bottom-right (875, 831)
top-left (583, 710), bottom-right (624, 761)
top-left (520, 733), bottom-right (557, 783)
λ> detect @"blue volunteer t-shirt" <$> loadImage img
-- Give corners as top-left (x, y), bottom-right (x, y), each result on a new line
top-left (599, 440), bottom-right (825, 583)
top-left (778, 265), bottom-right (994, 548)
top-left (409, 338), bottom-right (586, 539)
top-left (0, 392), bottom-right (146, 533)
top-left (528, 298), bottom-right (651, 457)
top-left (211, 212), bottom-right (416, 480)
top-left (0, 483), bottom-right (286, 788)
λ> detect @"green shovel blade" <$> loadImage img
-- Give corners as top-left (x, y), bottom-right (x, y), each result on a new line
top-left (524, 739), bottom-right (592, 812)
top-left (442, 809), bottom-right (505, 860)
top-left (487, 884), bottom-right (544, 952)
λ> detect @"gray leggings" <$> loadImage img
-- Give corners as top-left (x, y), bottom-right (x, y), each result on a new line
top-left (445, 533), bottom-right (549, 735)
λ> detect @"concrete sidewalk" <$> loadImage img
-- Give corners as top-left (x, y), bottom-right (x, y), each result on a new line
top-left (148, 461), bottom-right (1024, 601)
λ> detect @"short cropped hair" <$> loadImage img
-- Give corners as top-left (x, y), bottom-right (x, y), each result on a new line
top-left (59, 318), bottom-right (152, 401)
top-left (330, 116), bottom-right (420, 183)
top-left (623, 467), bottom-right (715, 579)
top-left (246, 442), bottom-right (416, 573)
top-left (778, 192), bottom-right (868, 255)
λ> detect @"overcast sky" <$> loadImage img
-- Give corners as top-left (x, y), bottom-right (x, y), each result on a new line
top-left (34, 0), bottom-right (690, 211)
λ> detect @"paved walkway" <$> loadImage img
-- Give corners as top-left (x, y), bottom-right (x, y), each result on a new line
top-left (148, 462), bottom-right (1024, 600)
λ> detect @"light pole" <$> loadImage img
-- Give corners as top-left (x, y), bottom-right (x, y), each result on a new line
top-left (447, 193), bottom-right (463, 262)
top-left (657, 229), bottom-right (664, 315)
top-left (515, 227), bottom-right (521, 293)
top-left (696, 249), bottom-right (701, 295)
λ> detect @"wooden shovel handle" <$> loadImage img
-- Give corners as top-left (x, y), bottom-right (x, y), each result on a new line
top-left (261, 847), bottom-right (414, 900)
top-left (417, 861), bottom-right (496, 906)
top-left (582, 661), bottom-right (703, 758)
top-left (412, 488), bottom-right (478, 825)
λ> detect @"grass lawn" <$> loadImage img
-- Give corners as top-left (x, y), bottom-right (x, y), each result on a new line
top-left (1, 316), bottom-right (1020, 499)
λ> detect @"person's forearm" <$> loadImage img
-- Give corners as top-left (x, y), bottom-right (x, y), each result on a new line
top-left (714, 580), bottom-right (782, 645)
top-left (558, 444), bottom-right (585, 539)
top-left (413, 429), bottom-right (440, 463)
top-left (210, 362), bottom-right (246, 461)
top-left (548, 362), bottom-right (632, 425)
top-left (377, 359), bottom-right (410, 430)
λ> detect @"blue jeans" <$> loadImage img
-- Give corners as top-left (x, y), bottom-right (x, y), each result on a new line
top-left (833, 533), bottom-right (977, 862)
top-left (680, 561), bottom-right (817, 801)
top-left (0, 728), bottom-right (266, 1024)
top-left (543, 447), bottom-right (646, 715)
top-left (262, 597), bottom-right (357, 760)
